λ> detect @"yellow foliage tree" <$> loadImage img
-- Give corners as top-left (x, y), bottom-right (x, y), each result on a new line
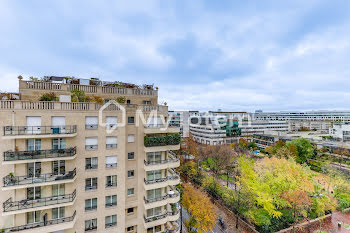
top-left (182, 184), bottom-right (217, 233)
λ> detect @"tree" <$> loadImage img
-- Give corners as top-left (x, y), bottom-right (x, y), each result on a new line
top-left (287, 138), bottom-right (314, 164)
top-left (274, 146), bottom-right (295, 159)
top-left (238, 138), bottom-right (248, 149)
top-left (182, 134), bottom-right (199, 159)
top-left (204, 145), bottom-right (233, 177)
top-left (182, 184), bottom-right (217, 233)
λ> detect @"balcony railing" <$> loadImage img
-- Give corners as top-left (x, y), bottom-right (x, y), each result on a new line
top-left (3, 147), bottom-right (77, 161)
top-left (3, 125), bottom-right (77, 136)
top-left (2, 210), bottom-right (76, 232)
top-left (144, 152), bottom-right (179, 166)
top-left (144, 212), bottom-right (168, 223)
top-left (144, 194), bottom-right (168, 204)
top-left (3, 190), bottom-right (76, 212)
top-left (3, 169), bottom-right (76, 187)
top-left (85, 124), bottom-right (98, 130)
top-left (85, 145), bottom-right (98, 150)
top-left (144, 177), bottom-right (168, 185)
top-left (105, 163), bottom-right (117, 168)
top-left (106, 144), bottom-right (117, 149)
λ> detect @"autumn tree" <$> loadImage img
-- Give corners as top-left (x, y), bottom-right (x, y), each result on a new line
top-left (182, 184), bottom-right (217, 233)
top-left (204, 144), bottom-right (233, 177)
top-left (287, 138), bottom-right (314, 164)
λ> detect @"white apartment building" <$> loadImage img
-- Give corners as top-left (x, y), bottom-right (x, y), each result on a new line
top-left (0, 77), bottom-right (181, 233)
top-left (329, 123), bottom-right (350, 142)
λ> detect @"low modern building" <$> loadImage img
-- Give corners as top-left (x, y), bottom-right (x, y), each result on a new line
top-left (329, 123), bottom-right (350, 142)
top-left (0, 77), bottom-right (181, 233)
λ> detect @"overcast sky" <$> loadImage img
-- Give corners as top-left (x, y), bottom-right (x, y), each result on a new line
top-left (1, 0), bottom-right (350, 112)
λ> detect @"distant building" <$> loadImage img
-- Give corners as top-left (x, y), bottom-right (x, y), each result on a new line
top-left (329, 123), bottom-right (350, 141)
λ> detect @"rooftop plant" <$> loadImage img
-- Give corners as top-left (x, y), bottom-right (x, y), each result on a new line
top-left (39, 92), bottom-right (57, 101)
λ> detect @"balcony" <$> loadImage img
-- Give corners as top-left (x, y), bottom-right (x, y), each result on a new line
top-left (3, 125), bottom-right (77, 139)
top-left (144, 151), bottom-right (180, 171)
top-left (144, 124), bottom-right (180, 134)
top-left (3, 190), bottom-right (76, 215)
top-left (144, 210), bottom-right (180, 229)
top-left (3, 147), bottom-right (77, 164)
top-left (144, 171), bottom-right (180, 190)
top-left (3, 169), bottom-right (76, 190)
top-left (144, 189), bottom-right (180, 209)
top-left (2, 210), bottom-right (76, 233)
top-left (144, 134), bottom-right (181, 152)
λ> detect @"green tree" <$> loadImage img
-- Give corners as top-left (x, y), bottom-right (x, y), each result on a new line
top-left (287, 138), bottom-right (314, 164)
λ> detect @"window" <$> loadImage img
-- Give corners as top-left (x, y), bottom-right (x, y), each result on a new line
top-left (127, 226), bottom-right (134, 232)
top-left (143, 100), bottom-right (152, 105)
top-left (128, 117), bottom-right (135, 124)
top-left (147, 152), bottom-right (161, 164)
top-left (128, 152), bottom-right (135, 160)
top-left (26, 211), bottom-right (40, 224)
top-left (52, 160), bottom-right (65, 175)
top-left (106, 136), bottom-right (117, 149)
top-left (27, 162), bottom-right (41, 177)
top-left (52, 184), bottom-right (65, 196)
top-left (27, 187), bottom-right (41, 200)
top-left (147, 226), bottom-right (162, 233)
top-left (147, 117), bottom-right (162, 128)
top-left (105, 195), bottom-right (117, 207)
top-left (106, 156), bottom-right (117, 168)
top-left (51, 116), bottom-right (66, 133)
top-left (105, 215), bottom-right (117, 228)
top-left (126, 99), bottom-right (131, 104)
top-left (85, 198), bottom-right (97, 211)
top-left (52, 138), bottom-right (66, 149)
top-left (147, 207), bottom-right (161, 218)
top-left (26, 116), bottom-right (41, 134)
top-left (128, 135), bottom-right (135, 143)
top-left (86, 157), bottom-right (98, 170)
top-left (85, 137), bottom-right (98, 150)
top-left (147, 188), bottom-right (161, 200)
top-left (85, 178), bottom-right (98, 190)
top-left (85, 116), bottom-right (98, 129)
top-left (52, 207), bottom-right (65, 219)
top-left (85, 219), bottom-right (97, 231)
top-left (147, 170), bottom-right (162, 182)
top-left (127, 170), bottom-right (134, 178)
top-left (26, 139), bottom-right (41, 151)
top-left (106, 175), bottom-right (117, 187)
top-left (127, 208), bottom-right (134, 214)
top-left (106, 116), bottom-right (117, 129)
top-left (127, 188), bottom-right (135, 196)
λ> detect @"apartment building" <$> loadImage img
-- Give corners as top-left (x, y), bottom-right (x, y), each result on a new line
top-left (168, 111), bottom-right (198, 138)
top-left (0, 77), bottom-right (181, 233)
top-left (329, 123), bottom-right (350, 142)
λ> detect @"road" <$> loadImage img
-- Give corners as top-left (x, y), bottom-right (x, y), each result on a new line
top-left (179, 207), bottom-right (233, 233)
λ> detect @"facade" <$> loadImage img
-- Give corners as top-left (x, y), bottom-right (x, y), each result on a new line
top-left (288, 120), bottom-right (331, 133)
top-left (168, 111), bottom-right (199, 138)
top-left (239, 121), bottom-right (289, 137)
top-left (0, 77), bottom-right (181, 233)
top-left (329, 123), bottom-right (350, 141)
top-left (254, 110), bottom-right (350, 122)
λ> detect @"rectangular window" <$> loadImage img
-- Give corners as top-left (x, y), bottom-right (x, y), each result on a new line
top-left (52, 160), bottom-right (65, 175)
top-left (106, 136), bottom-right (117, 149)
top-left (147, 207), bottom-right (162, 218)
top-left (85, 137), bottom-right (98, 150)
top-left (128, 117), bottom-right (135, 124)
top-left (147, 170), bottom-right (162, 181)
top-left (128, 135), bottom-right (135, 143)
top-left (51, 116), bottom-right (66, 134)
top-left (85, 198), bottom-right (98, 211)
top-left (52, 184), bottom-right (65, 196)
top-left (85, 219), bottom-right (97, 231)
top-left (52, 138), bottom-right (66, 149)
top-left (127, 170), bottom-right (134, 178)
top-left (105, 215), bottom-right (117, 228)
top-left (27, 187), bottom-right (41, 200)
top-left (127, 208), bottom-right (134, 214)
top-left (26, 211), bottom-right (40, 224)
top-left (147, 152), bottom-right (161, 164)
top-left (86, 157), bottom-right (98, 170)
top-left (52, 207), bottom-right (65, 219)
top-left (85, 116), bottom-right (98, 129)
top-left (147, 117), bottom-right (162, 128)
top-left (85, 178), bottom-right (98, 190)
top-left (106, 116), bottom-right (117, 129)
top-left (105, 195), bottom-right (117, 207)
top-left (26, 139), bottom-right (41, 151)
top-left (26, 116), bottom-right (41, 134)
top-left (106, 156), bottom-right (117, 168)
top-left (27, 162), bottom-right (41, 177)
top-left (147, 188), bottom-right (162, 200)
top-left (128, 152), bottom-right (135, 160)
top-left (143, 100), bottom-right (152, 105)
top-left (106, 175), bottom-right (117, 187)
top-left (127, 188), bottom-right (135, 196)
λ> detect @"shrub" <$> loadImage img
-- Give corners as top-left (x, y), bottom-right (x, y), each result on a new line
top-left (116, 96), bottom-right (126, 104)
top-left (39, 92), bottom-right (57, 101)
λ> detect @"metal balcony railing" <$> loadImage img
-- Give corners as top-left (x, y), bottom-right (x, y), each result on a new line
top-left (106, 144), bottom-right (117, 149)
top-left (144, 212), bottom-right (168, 223)
top-left (3, 190), bottom-right (76, 212)
top-left (2, 210), bottom-right (76, 232)
top-left (3, 125), bottom-right (77, 136)
top-left (3, 147), bottom-right (76, 161)
top-left (3, 169), bottom-right (76, 187)
top-left (85, 124), bottom-right (98, 130)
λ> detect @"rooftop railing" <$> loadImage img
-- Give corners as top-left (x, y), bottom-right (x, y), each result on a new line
top-left (3, 147), bottom-right (76, 161)
top-left (3, 189), bottom-right (76, 212)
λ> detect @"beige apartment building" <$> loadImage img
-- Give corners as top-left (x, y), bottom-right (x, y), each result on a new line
top-left (0, 77), bottom-right (181, 233)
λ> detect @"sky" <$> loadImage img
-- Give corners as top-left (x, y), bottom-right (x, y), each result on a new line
top-left (1, 0), bottom-right (350, 112)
